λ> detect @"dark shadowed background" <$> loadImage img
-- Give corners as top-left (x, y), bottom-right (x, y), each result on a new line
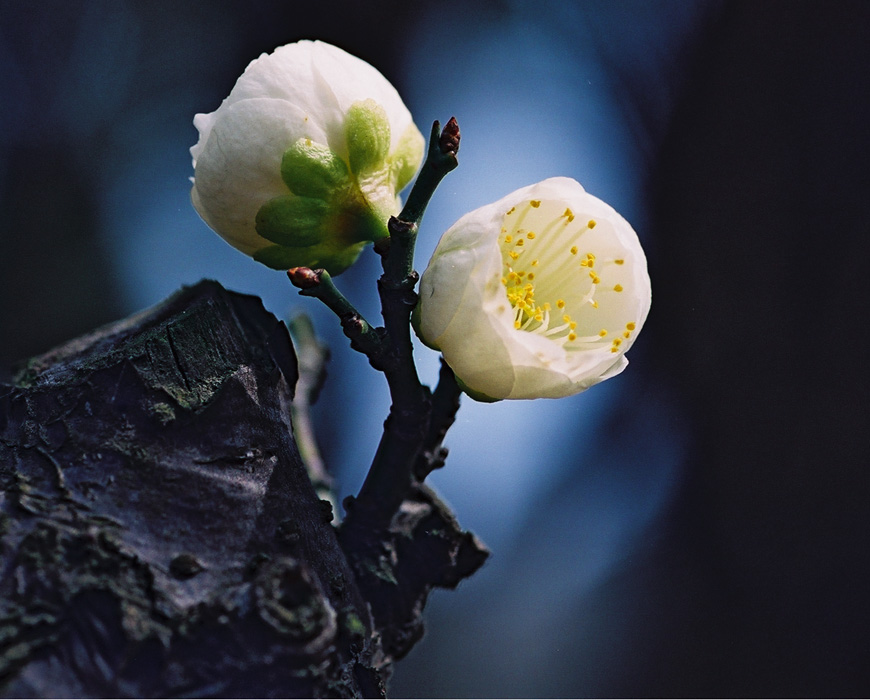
top-left (2, 0), bottom-right (869, 696)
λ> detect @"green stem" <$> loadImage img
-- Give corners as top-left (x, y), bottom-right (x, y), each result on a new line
top-left (291, 268), bottom-right (387, 366)
top-left (382, 118), bottom-right (459, 285)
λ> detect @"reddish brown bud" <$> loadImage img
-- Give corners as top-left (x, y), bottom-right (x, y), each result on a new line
top-left (287, 267), bottom-right (322, 289)
top-left (439, 116), bottom-right (460, 155)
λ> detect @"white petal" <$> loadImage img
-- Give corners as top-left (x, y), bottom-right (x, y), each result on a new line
top-left (191, 98), bottom-right (319, 254)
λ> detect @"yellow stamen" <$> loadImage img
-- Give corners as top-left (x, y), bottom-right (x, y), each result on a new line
top-left (530, 200), bottom-right (541, 208)
top-left (613, 284), bottom-right (623, 292)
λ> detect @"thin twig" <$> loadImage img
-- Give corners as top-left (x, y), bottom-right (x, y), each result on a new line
top-left (286, 314), bottom-right (333, 500)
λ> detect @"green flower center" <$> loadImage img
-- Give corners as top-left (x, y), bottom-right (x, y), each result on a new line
top-left (252, 100), bottom-right (423, 275)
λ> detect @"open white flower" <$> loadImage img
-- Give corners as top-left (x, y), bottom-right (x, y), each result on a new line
top-left (415, 177), bottom-right (651, 401)
top-left (190, 40), bottom-right (424, 275)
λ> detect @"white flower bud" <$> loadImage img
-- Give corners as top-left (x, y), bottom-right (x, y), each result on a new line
top-left (190, 40), bottom-right (425, 275)
top-left (415, 177), bottom-right (651, 401)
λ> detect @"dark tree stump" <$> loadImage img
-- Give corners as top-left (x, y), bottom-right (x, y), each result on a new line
top-left (0, 280), bottom-right (487, 698)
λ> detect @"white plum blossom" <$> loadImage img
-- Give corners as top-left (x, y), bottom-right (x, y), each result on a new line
top-left (190, 40), bottom-right (424, 275)
top-left (415, 177), bottom-right (651, 401)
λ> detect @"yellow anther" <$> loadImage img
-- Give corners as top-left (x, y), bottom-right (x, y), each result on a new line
top-left (570, 246), bottom-right (578, 255)
top-left (542, 302), bottom-right (551, 311)
top-left (530, 200), bottom-right (541, 208)
top-left (599, 329), bottom-right (608, 337)
top-left (507, 206), bottom-right (516, 215)
top-left (527, 232), bottom-right (536, 239)
top-left (587, 219), bottom-right (597, 229)
top-left (535, 313), bottom-right (543, 321)
top-left (508, 271), bottom-right (519, 280)
top-left (501, 277), bottom-right (507, 285)
top-left (504, 235), bottom-right (513, 243)
top-left (569, 321), bottom-right (577, 330)
top-left (531, 259), bottom-right (539, 266)
top-left (509, 251), bottom-right (520, 260)
top-left (626, 322), bottom-right (636, 330)
top-left (592, 300), bottom-right (599, 308)
top-left (563, 207), bottom-right (575, 222)
top-left (613, 338), bottom-right (622, 346)
top-left (568, 333), bottom-right (577, 341)
top-left (623, 331), bottom-right (631, 338)
top-left (514, 320), bottom-right (522, 329)
top-left (557, 299), bottom-right (565, 309)
top-left (610, 347), bottom-right (618, 353)
top-left (590, 272), bottom-right (600, 284)
top-left (563, 314), bottom-right (571, 323)
top-left (615, 259), bottom-right (624, 265)
top-left (517, 270), bottom-right (526, 278)
top-left (613, 284), bottom-right (623, 292)
top-left (516, 239), bottom-right (524, 246)
top-left (580, 260), bottom-right (589, 267)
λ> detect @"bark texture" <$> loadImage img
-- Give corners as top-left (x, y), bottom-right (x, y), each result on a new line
top-left (0, 280), bottom-right (487, 698)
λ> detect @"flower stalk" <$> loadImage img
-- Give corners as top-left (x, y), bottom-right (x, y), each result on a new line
top-left (287, 267), bottom-right (387, 365)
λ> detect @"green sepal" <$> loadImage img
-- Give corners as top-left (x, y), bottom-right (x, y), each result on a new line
top-left (255, 195), bottom-right (329, 248)
top-left (253, 241), bottom-right (367, 276)
top-left (281, 139), bottom-right (350, 199)
top-left (345, 99), bottom-right (391, 174)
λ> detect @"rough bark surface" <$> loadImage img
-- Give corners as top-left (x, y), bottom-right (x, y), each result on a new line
top-left (0, 280), bottom-right (487, 698)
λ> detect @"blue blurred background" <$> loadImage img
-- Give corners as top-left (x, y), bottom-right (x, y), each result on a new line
top-left (2, 0), bottom-right (869, 696)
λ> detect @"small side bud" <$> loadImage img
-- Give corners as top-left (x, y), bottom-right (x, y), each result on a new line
top-left (439, 116), bottom-right (460, 155)
top-left (287, 267), bottom-right (323, 289)
top-left (373, 236), bottom-right (391, 257)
